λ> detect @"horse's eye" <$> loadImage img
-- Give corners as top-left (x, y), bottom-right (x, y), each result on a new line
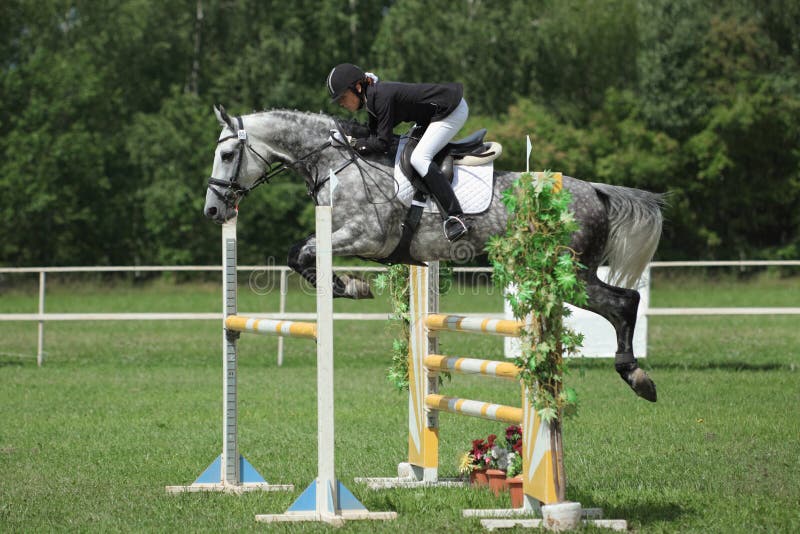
top-left (221, 151), bottom-right (235, 163)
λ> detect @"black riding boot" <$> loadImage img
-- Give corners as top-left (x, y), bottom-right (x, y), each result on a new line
top-left (422, 162), bottom-right (469, 241)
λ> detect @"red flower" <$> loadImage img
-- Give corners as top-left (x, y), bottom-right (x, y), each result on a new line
top-left (505, 425), bottom-right (522, 449)
top-left (470, 438), bottom-right (490, 461)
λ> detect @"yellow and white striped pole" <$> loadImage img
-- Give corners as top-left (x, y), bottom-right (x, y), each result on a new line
top-left (425, 394), bottom-right (523, 425)
top-left (424, 354), bottom-right (520, 381)
top-left (225, 316), bottom-right (317, 340)
top-left (426, 314), bottom-right (524, 337)
top-left (407, 263), bottom-right (440, 482)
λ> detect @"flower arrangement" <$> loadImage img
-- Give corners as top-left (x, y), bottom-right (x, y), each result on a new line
top-left (460, 425), bottom-right (525, 475)
top-left (461, 426), bottom-right (527, 495)
top-left (506, 449), bottom-right (523, 478)
top-left (505, 424), bottom-right (522, 451)
top-left (460, 435), bottom-right (493, 473)
top-left (488, 439), bottom-right (509, 471)
top-left (503, 425), bottom-right (523, 477)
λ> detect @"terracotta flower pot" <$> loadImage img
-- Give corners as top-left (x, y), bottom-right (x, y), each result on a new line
top-left (507, 475), bottom-right (524, 508)
top-left (487, 468), bottom-right (507, 496)
top-left (469, 468), bottom-right (489, 487)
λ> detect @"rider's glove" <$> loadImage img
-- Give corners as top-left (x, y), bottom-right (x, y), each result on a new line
top-left (329, 129), bottom-right (353, 147)
top-left (353, 138), bottom-right (371, 153)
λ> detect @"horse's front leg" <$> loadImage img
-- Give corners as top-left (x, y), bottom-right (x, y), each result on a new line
top-left (287, 233), bottom-right (374, 299)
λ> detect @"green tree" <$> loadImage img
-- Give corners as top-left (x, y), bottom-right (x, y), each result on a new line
top-left (533, 0), bottom-right (639, 124)
top-left (372, 0), bottom-right (548, 115)
top-left (682, 10), bottom-right (800, 258)
top-left (1, 0), bottom-right (798, 266)
top-left (636, 0), bottom-right (714, 139)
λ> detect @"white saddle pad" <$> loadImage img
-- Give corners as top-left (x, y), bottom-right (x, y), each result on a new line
top-left (394, 137), bottom-right (494, 215)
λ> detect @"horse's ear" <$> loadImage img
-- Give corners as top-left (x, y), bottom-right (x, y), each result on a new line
top-left (214, 104), bottom-right (233, 129)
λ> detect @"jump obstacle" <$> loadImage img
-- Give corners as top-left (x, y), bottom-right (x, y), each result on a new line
top-left (361, 173), bottom-right (626, 530)
top-left (362, 263), bottom-right (565, 511)
top-left (167, 201), bottom-right (396, 525)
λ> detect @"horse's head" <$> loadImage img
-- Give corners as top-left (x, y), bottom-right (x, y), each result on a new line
top-left (204, 105), bottom-right (276, 223)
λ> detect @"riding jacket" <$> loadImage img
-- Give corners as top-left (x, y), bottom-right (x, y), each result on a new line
top-left (354, 81), bottom-right (464, 155)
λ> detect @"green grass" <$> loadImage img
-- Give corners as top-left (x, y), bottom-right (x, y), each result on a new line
top-left (1, 275), bottom-right (799, 532)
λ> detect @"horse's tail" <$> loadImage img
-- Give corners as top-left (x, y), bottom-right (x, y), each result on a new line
top-left (590, 182), bottom-right (666, 289)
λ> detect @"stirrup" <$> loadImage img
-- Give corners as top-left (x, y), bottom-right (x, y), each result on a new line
top-left (443, 216), bottom-right (469, 242)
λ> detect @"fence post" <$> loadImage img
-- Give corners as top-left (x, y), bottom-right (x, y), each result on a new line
top-left (277, 267), bottom-right (288, 366)
top-left (37, 271), bottom-right (45, 367)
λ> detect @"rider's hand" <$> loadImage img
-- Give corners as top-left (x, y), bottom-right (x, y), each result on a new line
top-left (329, 129), bottom-right (353, 147)
top-left (353, 138), bottom-right (371, 153)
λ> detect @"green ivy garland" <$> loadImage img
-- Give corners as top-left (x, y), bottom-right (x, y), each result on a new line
top-left (486, 171), bottom-right (587, 422)
top-left (377, 264), bottom-right (452, 392)
top-left (375, 264), bottom-right (412, 391)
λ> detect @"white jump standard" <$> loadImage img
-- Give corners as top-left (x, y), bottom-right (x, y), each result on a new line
top-left (255, 205), bottom-right (396, 525)
top-left (167, 201), bottom-right (396, 524)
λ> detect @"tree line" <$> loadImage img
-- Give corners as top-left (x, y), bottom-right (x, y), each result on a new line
top-left (1, 0), bottom-right (798, 267)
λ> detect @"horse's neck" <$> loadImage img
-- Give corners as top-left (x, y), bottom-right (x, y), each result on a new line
top-left (245, 111), bottom-right (331, 193)
top-left (249, 111), bottom-right (331, 159)
top-left (248, 110), bottom-right (396, 205)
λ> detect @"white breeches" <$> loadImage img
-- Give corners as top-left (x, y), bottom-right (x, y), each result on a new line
top-left (410, 98), bottom-right (469, 176)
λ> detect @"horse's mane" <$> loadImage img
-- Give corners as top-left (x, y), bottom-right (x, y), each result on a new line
top-left (247, 108), bottom-right (397, 166)
top-left (249, 109), bottom-right (333, 130)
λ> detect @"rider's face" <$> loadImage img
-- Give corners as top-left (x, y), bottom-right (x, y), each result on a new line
top-left (337, 87), bottom-right (361, 112)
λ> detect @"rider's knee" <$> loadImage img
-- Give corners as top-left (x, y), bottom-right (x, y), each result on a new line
top-left (409, 150), bottom-right (432, 177)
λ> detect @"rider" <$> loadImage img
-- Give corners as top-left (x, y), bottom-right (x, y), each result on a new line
top-left (326, 63), bottom-right (470, 242)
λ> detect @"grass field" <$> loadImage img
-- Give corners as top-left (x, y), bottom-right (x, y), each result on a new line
top-left (1, 272), bottom-right (799, 532)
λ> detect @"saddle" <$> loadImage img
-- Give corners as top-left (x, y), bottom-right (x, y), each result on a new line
top-left (398, 124), bottom-right (502, 194)
top-left (378, 126), bottom-right (502, 266)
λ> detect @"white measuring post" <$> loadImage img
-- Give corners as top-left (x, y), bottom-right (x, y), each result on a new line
top-left (166, 215), bottom-right (293, 494)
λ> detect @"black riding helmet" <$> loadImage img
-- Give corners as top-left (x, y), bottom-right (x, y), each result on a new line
top-left (326, 63), bottom-right (366, 102)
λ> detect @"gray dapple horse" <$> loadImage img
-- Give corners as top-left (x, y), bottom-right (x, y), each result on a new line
top-left (204, 106), bottom-right (664, 402)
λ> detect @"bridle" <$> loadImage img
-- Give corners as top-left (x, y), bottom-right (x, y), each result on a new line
top-left (207, 114), bottom-right (342, 208)
top-left (207, 112), bottom-right (392, 209)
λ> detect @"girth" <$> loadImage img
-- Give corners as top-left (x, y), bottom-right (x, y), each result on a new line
top-left (371, 189), bottom-right (429, 266)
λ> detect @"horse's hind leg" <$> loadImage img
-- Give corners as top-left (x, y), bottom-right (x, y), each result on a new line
top-left (582, 270), bottom-right (657, 402)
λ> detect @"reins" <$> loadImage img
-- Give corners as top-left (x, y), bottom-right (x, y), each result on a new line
top-left (207, 114), bottom-right (398, 208)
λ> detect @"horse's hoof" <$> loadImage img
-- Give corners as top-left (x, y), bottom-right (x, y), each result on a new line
top-left (616, 361), bottom-right (657, 402)
top-left (340, 275), bottom-right (374, 299)
top-left (628, 368), bottom-right (657, 402)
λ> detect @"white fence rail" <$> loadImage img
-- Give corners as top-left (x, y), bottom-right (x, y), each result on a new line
top-left (1, 261), bottom-right (798, 367)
